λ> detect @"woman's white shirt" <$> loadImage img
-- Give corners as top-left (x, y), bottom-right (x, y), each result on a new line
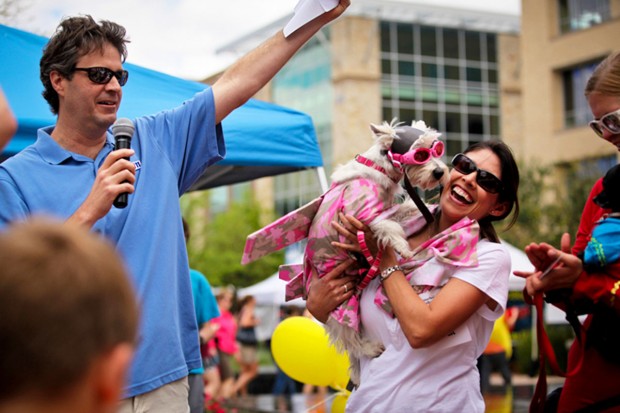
top-left (345, 239), bottom-right (511, 413)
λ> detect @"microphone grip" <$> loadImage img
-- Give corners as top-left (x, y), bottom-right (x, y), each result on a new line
top-left (113, 136), bottom-right (131, 209)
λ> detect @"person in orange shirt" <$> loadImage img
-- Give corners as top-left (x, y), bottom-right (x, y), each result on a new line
top-left (478, 309), bottom-right (517, 393)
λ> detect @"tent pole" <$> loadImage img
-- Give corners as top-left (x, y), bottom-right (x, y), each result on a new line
top-left (316, 166), bottom-right (329, 193)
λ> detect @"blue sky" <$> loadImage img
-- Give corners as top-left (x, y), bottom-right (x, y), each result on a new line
top-left (5, 0), bottom-right (520, 81)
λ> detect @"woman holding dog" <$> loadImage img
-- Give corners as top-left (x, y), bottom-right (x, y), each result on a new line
top-left (307, 140), bottom-right (520, 412)
top-left (515, 51), bottom-right (620, 412)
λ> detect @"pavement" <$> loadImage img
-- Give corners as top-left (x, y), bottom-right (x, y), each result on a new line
top-left (216, 373), bottom-right (566, 413)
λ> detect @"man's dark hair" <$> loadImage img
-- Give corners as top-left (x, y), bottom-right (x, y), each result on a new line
top-left (40, 15), bottom-right (129, 115)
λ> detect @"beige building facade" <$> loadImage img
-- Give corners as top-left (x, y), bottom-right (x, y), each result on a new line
top-left (519, 0), bottom-right (620, 165)
top-left (209, 1), bottom-right (620, 215)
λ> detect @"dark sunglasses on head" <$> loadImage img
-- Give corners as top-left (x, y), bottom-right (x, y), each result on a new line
top-left (73, 67), bottom-right (129, 86)
top-left (589, 108), bottom-right (620, 137)
top-left (451, 153), bottom-right (503, 194)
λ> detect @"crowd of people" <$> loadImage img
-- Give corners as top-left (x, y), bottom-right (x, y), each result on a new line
top-left (1, 1), bottom-right (620, 413)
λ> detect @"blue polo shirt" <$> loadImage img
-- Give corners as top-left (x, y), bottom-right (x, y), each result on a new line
top-left (0, 89), bottom-right (225, 397)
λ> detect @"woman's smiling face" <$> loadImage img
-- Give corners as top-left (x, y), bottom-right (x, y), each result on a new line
top-left (439, 148), bottom-right (506, 229)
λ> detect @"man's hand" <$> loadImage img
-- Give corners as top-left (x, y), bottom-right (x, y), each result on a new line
top-left (322, 0), bottom-right (351, 23)
top-left (68, 148), bottom-right (136, 228)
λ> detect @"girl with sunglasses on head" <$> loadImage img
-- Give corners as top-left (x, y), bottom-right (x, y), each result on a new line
top-left (515, 51), bottom-right (620, 413)
top-left (307, 140), bottom-right (520, 412)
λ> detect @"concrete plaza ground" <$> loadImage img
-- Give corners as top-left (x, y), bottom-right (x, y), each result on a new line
top-left (217, 373), bottom-right (565, 413)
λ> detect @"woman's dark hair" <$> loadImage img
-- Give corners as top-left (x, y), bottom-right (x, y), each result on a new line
top-left (465, 140), bottom-right (520, 243)
top-left (40, 15), bottom-right (129, 115)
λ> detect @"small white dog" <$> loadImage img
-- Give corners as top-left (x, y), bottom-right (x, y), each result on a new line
top-left (322, 119), bottom-right (449, 385)
top-left (242, 119), bottom-right (449, 385)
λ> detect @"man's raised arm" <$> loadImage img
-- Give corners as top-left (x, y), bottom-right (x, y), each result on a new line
top-left (211, 0), bottom-right (350, 124)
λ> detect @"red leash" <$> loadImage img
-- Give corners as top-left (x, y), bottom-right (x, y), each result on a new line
top-left (524, 291), bottom-right (584, 413)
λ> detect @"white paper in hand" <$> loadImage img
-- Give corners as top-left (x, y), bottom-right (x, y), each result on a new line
top-left (283, 0), bottom-right (339, 37)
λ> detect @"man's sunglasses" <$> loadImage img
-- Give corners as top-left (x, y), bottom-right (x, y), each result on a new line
top-left (73, 67), bottom-right (129, 87)
top-left (451, 153), bottom-right (503, 194)
top-left (589, 108), bottom-right (620, 137)
top-left (392, 140), bottom-right (445, 165)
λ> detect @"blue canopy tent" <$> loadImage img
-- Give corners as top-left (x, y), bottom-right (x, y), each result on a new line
top-left (0, 24), bottom-right (325, 190)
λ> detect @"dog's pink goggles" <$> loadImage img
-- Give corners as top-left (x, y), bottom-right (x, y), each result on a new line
top-left (391, 140), bottom-right (445, 165)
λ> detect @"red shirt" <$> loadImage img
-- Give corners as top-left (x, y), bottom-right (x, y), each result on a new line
top-left (571, 178), bottom-right (620, 312)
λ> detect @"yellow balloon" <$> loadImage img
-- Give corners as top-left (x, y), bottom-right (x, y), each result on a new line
top-left (330, 392), bottom-right (350, 413)
top-left (329, 348), bottom-right (350, 391)
top-left (271, 316), bottom-right (336, 386)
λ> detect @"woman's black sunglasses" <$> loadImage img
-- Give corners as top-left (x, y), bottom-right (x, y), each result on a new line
top-left (451, 153), bottom-right (503, 194)
top-left (73, 67), bottom-right (129, 87)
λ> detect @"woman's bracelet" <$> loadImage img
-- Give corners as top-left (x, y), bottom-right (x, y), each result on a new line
top-left (380, 265), bottom-right (402, 282)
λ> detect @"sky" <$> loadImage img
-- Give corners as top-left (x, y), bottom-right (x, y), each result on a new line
top-left (6, 0), bottom-right (520, 81)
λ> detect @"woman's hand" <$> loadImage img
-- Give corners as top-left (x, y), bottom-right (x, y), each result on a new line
top-left (331, 213), bottom-right (378, 258)
top-left (306, 259), bottom-right (357, 323)
top-left (513, 233), bottom-right (583, 296)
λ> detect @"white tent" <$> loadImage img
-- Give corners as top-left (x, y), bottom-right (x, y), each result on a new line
top-left (504, 241), bottom-right (532, 292)
top-left (238, 272), bottom-right (305, 341)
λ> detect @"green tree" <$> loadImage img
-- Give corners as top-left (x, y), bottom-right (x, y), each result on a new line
top-left (501, 161), bottom-right (599, 250)
top-left (182, 190), bottom-right (284, 288)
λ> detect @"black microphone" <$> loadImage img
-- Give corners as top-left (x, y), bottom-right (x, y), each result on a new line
top-left (112, 118), bottom-right (135, 209)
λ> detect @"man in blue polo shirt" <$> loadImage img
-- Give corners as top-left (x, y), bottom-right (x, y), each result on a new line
top-left (0, 3), bottom-right (350, 412)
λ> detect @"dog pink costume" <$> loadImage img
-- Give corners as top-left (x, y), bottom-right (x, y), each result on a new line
top-left (242, 121), bottom-right (448, 331)
top-left (247, 175), bottom-right (402, 330)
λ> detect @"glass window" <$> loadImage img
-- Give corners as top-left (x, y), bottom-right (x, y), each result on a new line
top-left (468, 113), bottom-right (484, 134)
top-left (465, 31), bottom-right (481, 62)
top-left (446, 138), bottom-right (464, 156)
top-left (422, 109), bottom-right (440, 130)
top-left (381, 83), bottom-right (393, 98)
top-left (399, 86), bottom-right (417, 102)
top-left (466, 92), bottom-right (484, 106)
top-left (466, 67), bottom-right (482, 82)
top-left (421, 90), bottom-right (439, 103)
top-left (486, 33), bottom-right (497, 63)
top-left (445, 112), bottom-right (462, 133)
top-left (399, 60), bottom-right (415, 76)
top-left (443, 87), bottom-right (461, 104)
top-left (558, 0), bottom-right (611, 33)
top-left (490, 115), bottom-right (500, 135)
top-left (383, 106), bottom-right (393, 122)
top-left (421, 63), bottom-right (438, 78)
top-left (380, 21), bottom-right (501, 164)
top-left (443, 28), bottom-right (459, 59)
top-left (420, 26), bottom-right (436, 56)
top-left (444, 65), bottom-right (460, 80)
top-left (562, 61), bottom-right (600, 128)
top-left (397, 23), bottom-right (414, 54)
top-left (399, 108), bottom-right (417, 125)
top-left (380, 21), bottom-right (392, 52)
top-left (382, 58), bottom-right (392, 74)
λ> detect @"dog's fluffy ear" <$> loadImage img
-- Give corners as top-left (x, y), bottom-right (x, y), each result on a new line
top-left (411, 120), bottom-right (429, 132)
top-left (370, 120), bottom-right (399, 150)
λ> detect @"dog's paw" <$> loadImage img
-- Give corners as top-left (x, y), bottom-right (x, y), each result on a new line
top-left (389, 237), bottom-right (414, 259)
top-left (397, 247), bottom-right (414, 259)
top-left (362, 340), bottom-right (385, 358)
